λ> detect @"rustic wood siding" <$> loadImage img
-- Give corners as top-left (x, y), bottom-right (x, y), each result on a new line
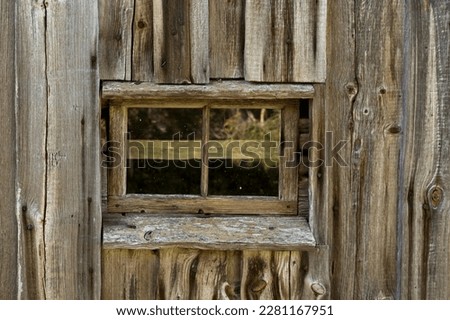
top-left (1, 0), bottom-right (449, 300)
top-left (7, 0), bottom-right (102, 299)
top-left (399, 0), bottom-right (450, 299)
top-left (0, 0), bottom-right (18, 299)
top-left (99, 0), bottom-right (326, 83)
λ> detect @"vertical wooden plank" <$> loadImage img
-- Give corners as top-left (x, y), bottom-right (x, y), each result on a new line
top-left (400, 0), bottom-right (450, 300)
top-left (190, 0), bottom-right (209, 83)
top-left (102, 249), bottom-right (159, 299)
top-left (209, 0), bottom-right (245, 78)
top-left (201, 107), bottom-right (210, 197)
top-left (289, 251), bottom-right (303, 299)
top-left (132, 0), bottom-right (154, 81)
top-left (153, 0), bottom-right (190, 83)
top-left (280, 104), bottom-right (299, 202)
top-left (15, 0), bottom-right (48, 299)
top-left (44, 0), bottom-right (101, 298)
top-left (349, 0), bottom-right (404, 299)
top-left (99, 0), bottom-right (134, 80)
top-left (192, 251), bottom-right (226, 299)
top-left (325, 0), bottom-right (356, 299)
top-left (423, 1), bottom-right (450, 298)
top-left (0, 0), bottom-right (17, 299)
top-left (109, 106), bottom-right (128, 196)
top-left (153, 0), bottom-right (209, 84)
top-left (301, 247), bottom-right (330, 299)
top-left (158, 248), bottom-right (199, 299)
top-left (241, 250), bottom-right (274, 299)
top-left (272, 251), bottom-right (291, 299)
top-left (244, 0), bottom-right (326, 82)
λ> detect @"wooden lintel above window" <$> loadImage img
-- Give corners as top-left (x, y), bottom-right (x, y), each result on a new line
top-left (102, 80), bottom-right (315, 101)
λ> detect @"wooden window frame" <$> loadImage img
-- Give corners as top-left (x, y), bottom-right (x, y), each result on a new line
top-left (102, 81), bottom-right (317, 250)
top-left (108, 99), bottom-right (299, 216)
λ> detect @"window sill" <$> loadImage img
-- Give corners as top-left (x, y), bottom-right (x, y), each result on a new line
top-left (103, 214), bottom-right (316, 251)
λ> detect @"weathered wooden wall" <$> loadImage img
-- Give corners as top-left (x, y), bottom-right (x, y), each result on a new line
top-left (0, 0), bottom-right (18, 299)
top-left (1, 1), bottom-right (101, 299)
top-left (98, 0), bottom-right (327, 83)
top-left (1, 0), bottom-right (449, 300)
top-left (325, 0), bottom-right (450, 299)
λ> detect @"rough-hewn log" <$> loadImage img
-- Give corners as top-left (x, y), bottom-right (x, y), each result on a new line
top-left (103, 214), bottom-right (315, 251)
top-left (102, 81), bottom-right (315, 100)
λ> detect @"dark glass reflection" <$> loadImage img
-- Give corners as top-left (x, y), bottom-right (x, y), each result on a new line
top-left (208, 160), bottom-right (278, 196)
top-left (126, 108), bottom-right (202, 195)
top-left (127, 160), bottom-right (201, 194)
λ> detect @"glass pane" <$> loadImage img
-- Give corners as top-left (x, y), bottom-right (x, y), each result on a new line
top-left (127, 160), bottom-right (201, 194)
top-left (126, 108), bottom-right (202, 195)
top-left (208, 108), bottom-right (280, 196)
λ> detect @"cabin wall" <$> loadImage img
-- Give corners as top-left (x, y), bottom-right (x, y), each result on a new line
top-left (0, 0), bottom-right (449, 300)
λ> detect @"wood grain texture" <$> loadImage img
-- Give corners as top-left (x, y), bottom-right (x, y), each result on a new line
top-left (108, 195), bottom-right (297, 215)
top-left (108, 106), bottom-right (127, 196)
top-left (153, 0), bottom-right (209, 84)
top-left (325, 0), bottom-right (356, 299)
top-left (102, 249), bottom-right (159, 299)
top-left (244, 0), bottom-right (327, 82)
top-left (102, 81), bottom-right (315, 100)
top-left (209, 0), bottom-right (245, 78)
top-left (103, 214), bottom-right (315, 251)
top-left (132, 0), bottom-right (154, 81)
top-left (399, 0), bottom-right (450, 300)
top-left (350, 0), bottom-right (404, 299)
top-left (15, 0), bottom-right (48, 299)
top-left (44, 0), bottom-right (101, 299)
top-left (191, 251), bottom-right (226, 299)
top-left (0, 0), bottom-right (17, 299)
top-left (99, 0), bottom-right (134, 80)
top-left (158, 248), bottom-right (200, 299)
top-left (190, 0), bottom-right (209, 83)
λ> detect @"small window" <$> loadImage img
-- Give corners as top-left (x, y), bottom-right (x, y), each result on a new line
top-left (102, 81), bottom-right (316, 250)
top-left (107, 99), bottom-right (303, 215)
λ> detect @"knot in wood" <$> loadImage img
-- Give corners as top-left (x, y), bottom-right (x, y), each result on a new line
top-left (310, 281), bottom-right (326, 296)
top-left (251, 279), bottom-right (267, 293)
top-left (345, 82), bottom-right (358, 102)
top-left (428, 186), bottom-right (444, 209)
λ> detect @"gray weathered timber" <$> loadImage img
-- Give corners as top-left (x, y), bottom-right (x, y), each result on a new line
top-left (132, 0), bottom-right (154, 81)
top-left (325, 0), bottom-right (356, 299)
top-left (351, 0), bottom-right (404, 299)
top-left (0, 0), bottom-right (17, 299)
top-left (102, 249), bottom-right (159, 299)
top-left (244, 0), bottom-right (327, 82)
top-left (153, 0), bottom-right (209, 84)
top-left (399, 0), bottom-right (450, 300)
top-left (190, 0), bottom-right (210, 83)
top-left (305, 85), bottom-right (330, 299)
top-left (108, 195), bottom-right (297, 215)
top-left (102, 81), bottom-right (315, 100)
top-left (103, 214), bottom-right (316, 251)
top-left (43, 0), bottom-right (101, 299)
top-left (99, 0), bottom-right (134, 80)
top-left (15, 0), bottom-right (48, 299)
top-left (209, 0), bottom-right (245, 78)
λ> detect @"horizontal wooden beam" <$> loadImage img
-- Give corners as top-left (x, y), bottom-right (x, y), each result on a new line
top-left (102, 80), bottom-right (315, 100)
top-left (103, 214), bottom-right (316, 251)
top-left (108, 195), bottom-right (298, 215)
